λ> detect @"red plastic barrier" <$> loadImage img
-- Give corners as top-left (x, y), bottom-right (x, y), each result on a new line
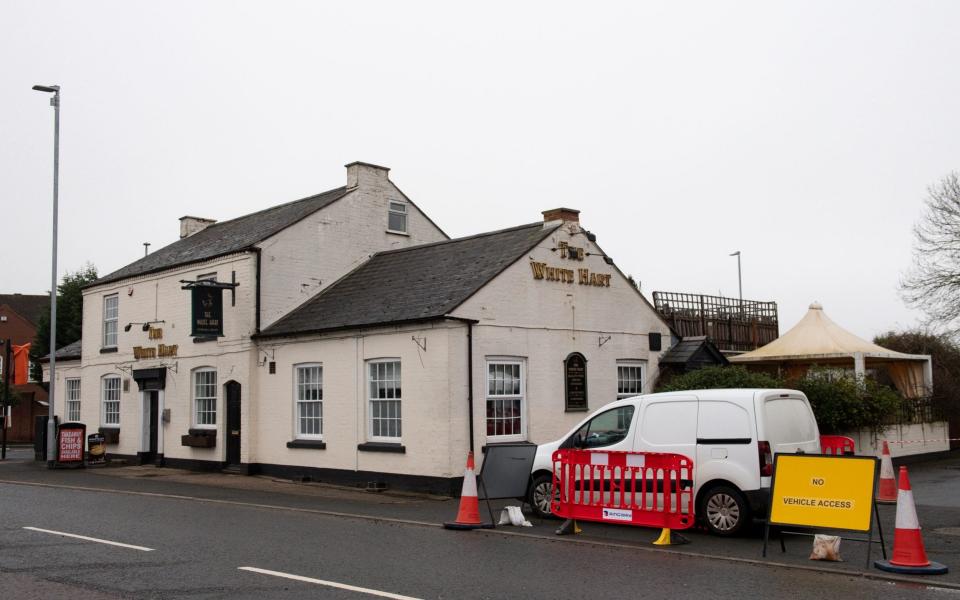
top-left (820, 435), bottom-right (855, 455)
top-left (551, 449), bottom-right (694, 530)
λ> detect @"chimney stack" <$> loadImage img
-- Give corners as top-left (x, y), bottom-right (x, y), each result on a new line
top-left (346, 161), bottom-right (390, 189)
top-left (179, 216), bottom-right (217, 239)
top-left (542, 207), bottom-right (580, 224)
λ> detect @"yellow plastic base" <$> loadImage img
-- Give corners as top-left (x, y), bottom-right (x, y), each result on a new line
top-left (653, 528), bottom-right (672, 546)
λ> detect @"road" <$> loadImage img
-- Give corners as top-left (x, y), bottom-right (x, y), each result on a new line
top-left (1, 472), bottom-right (956, 599)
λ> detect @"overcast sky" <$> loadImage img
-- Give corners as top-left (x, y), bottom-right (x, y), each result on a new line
top-left (3, 1), bottom-right (958, 341)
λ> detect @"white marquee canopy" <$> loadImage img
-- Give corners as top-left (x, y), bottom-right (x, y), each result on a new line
top-left (729, 303), bottom-right (932, 398)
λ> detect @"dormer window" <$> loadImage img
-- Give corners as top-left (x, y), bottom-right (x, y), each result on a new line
top-left (388, 201), bottom-right (407, 234)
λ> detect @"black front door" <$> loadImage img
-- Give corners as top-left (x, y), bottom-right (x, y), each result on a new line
top-left (140, 391), bottom-right (159, 465)
top-left (226, 382), bottom-right (241, 466)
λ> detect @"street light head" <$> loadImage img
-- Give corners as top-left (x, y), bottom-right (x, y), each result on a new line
top-left (729, 251), bottom-right (741, 257)
top-left (32, 84), bottom-right (59, 93)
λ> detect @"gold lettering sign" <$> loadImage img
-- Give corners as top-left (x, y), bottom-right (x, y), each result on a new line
top-left (531, 262), bottom-right (610, 287)
top-left (530, 262), bottom-right (574, 283)
top-left (133, 346), bottom-right (156, 360)
top-left (558, 241), bottom-right (585, 261)
top-left (577, 268), bottom-right (611, 287)
top-left (148, 327), bottom-right (163, 340)
top-left (133, 344), bottom-right (178, 360)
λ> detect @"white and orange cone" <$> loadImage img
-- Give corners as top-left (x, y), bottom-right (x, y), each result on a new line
top-left (443, 452), bottom-right (491, 530)
top-left (875, 466), bottom-right (948, 575)
top-left (877, 441), bottom-right (897, 504)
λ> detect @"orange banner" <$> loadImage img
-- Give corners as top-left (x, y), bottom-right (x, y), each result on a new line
top-left (12, 343), bottom-right (30, 385)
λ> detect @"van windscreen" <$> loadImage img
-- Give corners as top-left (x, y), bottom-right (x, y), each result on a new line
top-left (763, 398), bottom-right (817, 443)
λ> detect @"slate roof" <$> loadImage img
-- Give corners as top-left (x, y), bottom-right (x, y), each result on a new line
top-left (0, 294), bottom-right (49, 326)
top-left (91, 186), bottom-right (351, 287)
top-left (258, 222), bottom-right (559, 338)
top-left (40, 339), bottom-right (82, 362)
top-left (660, 336), bottom-right (729, 365)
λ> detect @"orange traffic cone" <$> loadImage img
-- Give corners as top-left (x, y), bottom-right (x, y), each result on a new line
top-left (877, 441), bottom-right (897, 504)
top-left (875, 466), bottom-right (948, 575)
top-left (443, 452), bottom-right (492, 530)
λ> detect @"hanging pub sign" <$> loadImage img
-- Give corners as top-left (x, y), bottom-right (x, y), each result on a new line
top-left (564, 352), bottom-right (588, 411)
top-left (191, 286), bottom-right (223, 337)
top-left (181, 278), bottom-right (239, 338)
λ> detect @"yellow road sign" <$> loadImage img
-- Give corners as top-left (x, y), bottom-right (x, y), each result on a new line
top-left (769, 454), bottom-right (878, 532)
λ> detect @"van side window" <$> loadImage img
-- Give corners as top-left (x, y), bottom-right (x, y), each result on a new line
top-left (572, 406), bottom-right (635, 449)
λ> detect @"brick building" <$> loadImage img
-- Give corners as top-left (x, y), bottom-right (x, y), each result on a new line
top-left (0, 294), bottom-right (49, 442)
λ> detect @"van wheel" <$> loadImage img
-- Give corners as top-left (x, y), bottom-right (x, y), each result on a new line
top-left (527, 473), bottom-right (557, 519)
top-left (699, 485), bottom-right (749, 536)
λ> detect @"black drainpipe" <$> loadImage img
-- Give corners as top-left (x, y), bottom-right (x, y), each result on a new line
top-left (466, 320), bottom-right (474, 453)
top-left (254, 248), bottom-right (262, 334)
top-left (449, 317), bottom-right (479, 454)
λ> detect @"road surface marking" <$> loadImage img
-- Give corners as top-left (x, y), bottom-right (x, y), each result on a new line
top-left (23, 526), bottom-right (154, 551)
top-left (5, 480), bottom-right (960, 593)
top-left (239, 566), bottom-right (421, 599)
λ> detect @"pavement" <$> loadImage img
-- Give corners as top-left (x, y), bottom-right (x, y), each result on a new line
top-left (1, 445), bottom-right (959, 593)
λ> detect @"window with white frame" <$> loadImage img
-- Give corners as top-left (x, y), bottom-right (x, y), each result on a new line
top-left (368, 360), bottom-right (401, 440)
top-left (367, 359), bottom-right (402, 442)
top-left (294, 364), bottom-right (323, 438)
top-left (102, 294), bottom-right (119, 348)
top-left (193, 368), bottom-right (217, 428)
top-left (617, 361), bottom-right (646, 399)
top-left (387, 201), bottom-right (407, 233)
top-left (101, 375), bottom-right (120, 426)
top-left (486, 359), bottom-right (525, 440)
top-left (66, 378), bottom-right (81, 422)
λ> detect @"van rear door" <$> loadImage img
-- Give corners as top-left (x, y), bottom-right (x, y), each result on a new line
top-left (757, 391), bottom-right (820, 455)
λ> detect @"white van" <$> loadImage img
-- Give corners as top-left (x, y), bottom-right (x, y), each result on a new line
top-left (526, 389), bottom-right (820, 535)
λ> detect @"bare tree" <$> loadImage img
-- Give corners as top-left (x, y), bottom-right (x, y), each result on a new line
top-left (902, 172), bottom-right (960, 337)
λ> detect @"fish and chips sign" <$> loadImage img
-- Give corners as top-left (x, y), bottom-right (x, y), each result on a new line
top-left (57, 423), bottom-right (87, 467)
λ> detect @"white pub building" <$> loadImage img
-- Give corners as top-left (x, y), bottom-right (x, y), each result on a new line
top-left (45, 162), bottom-right (673, 493)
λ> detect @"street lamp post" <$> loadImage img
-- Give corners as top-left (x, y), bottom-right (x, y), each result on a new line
top-left (730, 250), bottom-right (743, 323)
top-left (33, 84), bottom-right (60, 468)
top-left (729, 251), bottom-right (742, 302)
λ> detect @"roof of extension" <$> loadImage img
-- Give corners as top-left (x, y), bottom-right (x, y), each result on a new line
top-left (40, 338), bottom-right (82, 362)
top-left (0, 294), bottom-right (49, 326)
top-left (659, 336), bottom-right (729, 366)
top-left (90, 186), bottom-right (351, 287)
top-left (258, 222), bottom-right (559, 338)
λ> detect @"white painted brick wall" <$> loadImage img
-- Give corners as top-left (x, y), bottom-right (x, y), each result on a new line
top-left (252, 322), bottom-right (462, 477)
top-left (453, 223), bottom-right (674, 454)
top-left (258, 166), bottom-right (447, 329)
top-left (75, 254), bottom-right (256, 460)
